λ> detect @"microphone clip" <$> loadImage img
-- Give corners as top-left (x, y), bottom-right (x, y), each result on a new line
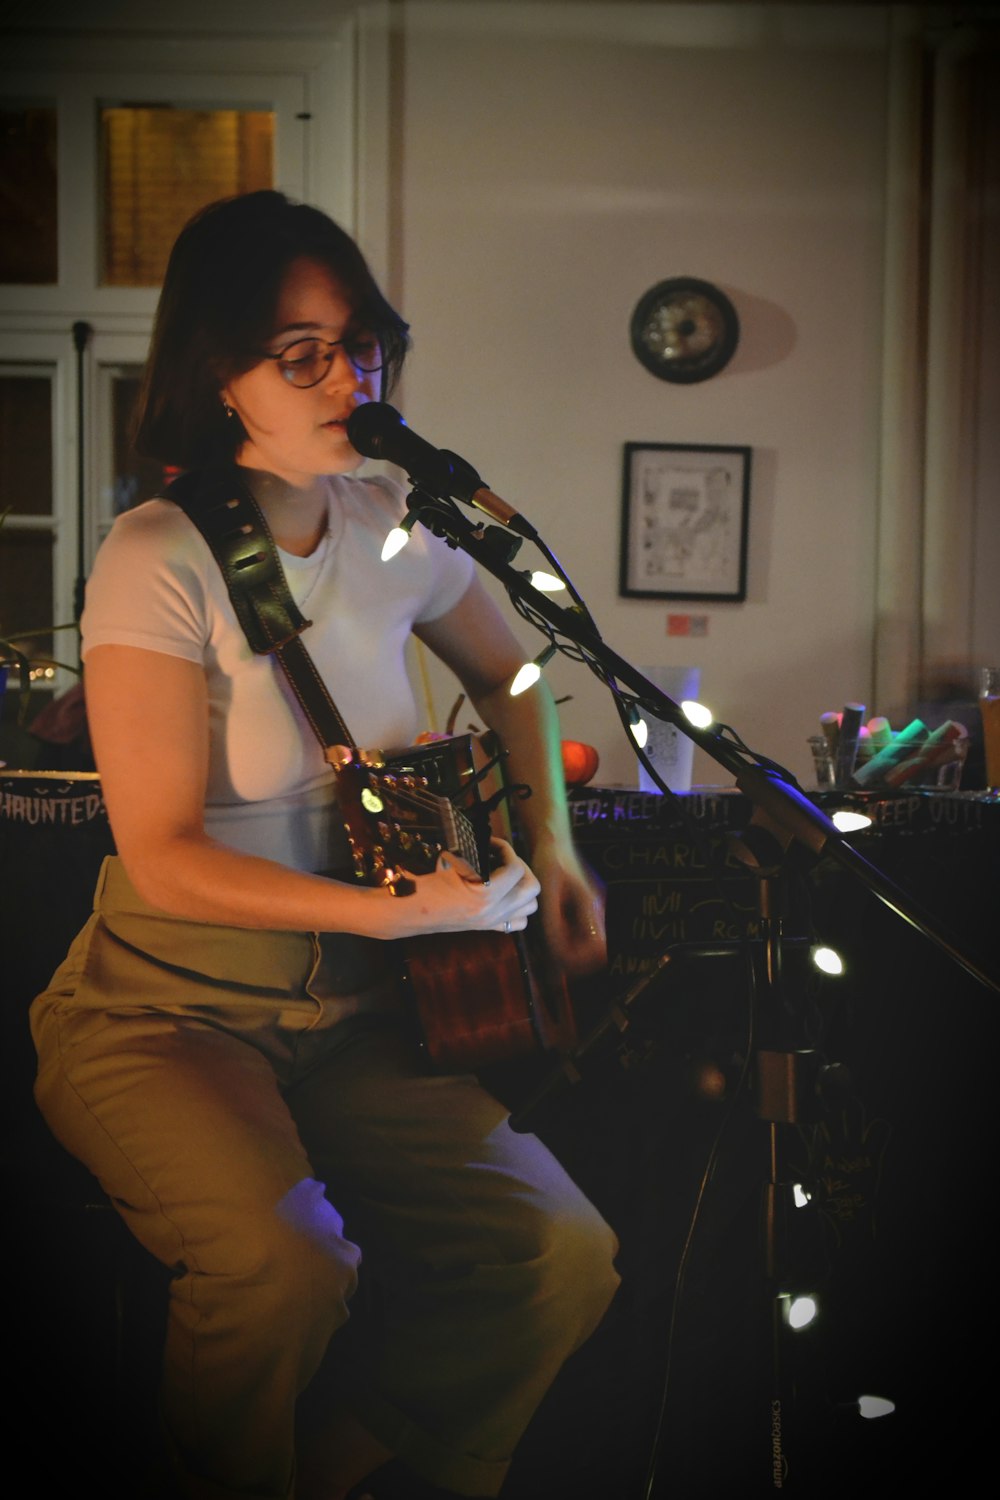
top-left (474, 523), bottom-right (523, 566)
top-left (404, 487), bottom-right (463, 547)
top-left (404, 488), bottom-right (523, 564)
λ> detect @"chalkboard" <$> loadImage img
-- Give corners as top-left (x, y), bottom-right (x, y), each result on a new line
top-left (0, 772), bottom-right (115, 1143)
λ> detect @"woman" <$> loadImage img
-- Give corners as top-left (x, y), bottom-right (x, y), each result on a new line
top-left (30, 191), bottom-right (618, 1500)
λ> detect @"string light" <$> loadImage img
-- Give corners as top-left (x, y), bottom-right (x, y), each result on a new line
top-left (831, 808), bottom-right (873, 833)
top-left (785, 1294), bottom-right (819, 1330)
top-left (857, 1396), bottom-right (895, 1420)
top-left (381, 513), bottom-right (420, 561)
top-left (509, 644), bottom-right (557, 697)
top-left (836, 1393), bottom-right (897, 1420)
top-left (681, 699), bottom-right (713, 728)
top-left (812, 946), bottom-right (844, 975)
top-left (628, 704), bottom-right (648, 747)
top-left (529, 571), bottom-right (566, 593)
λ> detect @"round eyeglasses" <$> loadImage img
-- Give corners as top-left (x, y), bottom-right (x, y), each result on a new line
top-left (264, 334), bottom-right (384, 389)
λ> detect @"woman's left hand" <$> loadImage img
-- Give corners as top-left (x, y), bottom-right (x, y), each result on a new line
top-left (530, 836), bottom-right (607, 977)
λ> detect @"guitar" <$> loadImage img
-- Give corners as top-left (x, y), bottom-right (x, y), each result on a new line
top-left (330, 733), bottom-right (577, 1071)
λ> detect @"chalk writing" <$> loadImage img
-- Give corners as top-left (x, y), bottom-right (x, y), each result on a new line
top-left (1, 790), bottom-right (107, 826)
top-left (569, 785), bottom-right (996, 837)
top-left (631, 916), bottom-right (687, 944)
top-left (641, 887), bottom-right (683, 916)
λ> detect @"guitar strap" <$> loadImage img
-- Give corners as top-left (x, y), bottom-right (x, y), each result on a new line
top-left (164, 471), bottom-right (575, 1068)
top-left (166, 466), bottom-right (357, 755)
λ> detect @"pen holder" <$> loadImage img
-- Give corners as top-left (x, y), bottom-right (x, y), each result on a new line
top-left (810, 723), bottom-right (968, 791)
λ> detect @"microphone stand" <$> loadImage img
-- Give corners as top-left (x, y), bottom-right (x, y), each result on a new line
top-left (399, 487), bottom-right (1000, 1496)
top-left (402, 490), bottom-right (996, 995)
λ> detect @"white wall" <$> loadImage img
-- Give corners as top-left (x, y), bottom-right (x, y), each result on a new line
top-left (393, 2), bottom-right (892, 788)
top-left (16, 0), bottom-right (987, 791)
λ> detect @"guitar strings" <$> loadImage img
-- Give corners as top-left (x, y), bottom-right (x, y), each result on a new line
top-left (377, 779), bottom-right (484, 876)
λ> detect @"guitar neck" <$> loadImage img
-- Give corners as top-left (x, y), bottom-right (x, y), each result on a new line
top-left (333, 734), bottom-right (497, 888)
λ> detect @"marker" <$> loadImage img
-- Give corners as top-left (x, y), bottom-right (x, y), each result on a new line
top-left (852, 717), bottom-right (927, 787)
top-left (867, 716), bottom-right (892, 752)
top-left (883, 720), bottom-right (967, 787)
top-left (835, 703), bottom-right (865, 785)
top-left (819, 711), bottom-right (840, 759)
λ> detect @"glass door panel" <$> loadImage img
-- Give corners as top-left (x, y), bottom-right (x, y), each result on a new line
top-left (98, 357), bottom-right (167, 541)
top-left (0, 104), bottom-right (58, 285)
top-left (0, 366), bottom-right (57, 680)
top-left (100, 104), bottom-right (275, 287)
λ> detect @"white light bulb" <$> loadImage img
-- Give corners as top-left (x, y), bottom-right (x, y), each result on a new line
top-left (510, 661), bottom-right (542, 697)
top-left (530, 571), bottom-right (565, 593)
top-left (381, 527), bottom-right (410, 561)
top-left (812, 946), bottom-right (844, 975)
top-left (858, 1395), bottom-right (895, 1420)
top-left (787, 1295), bottom-right (818, 1330)
top-left (682, 699), bottom-right (713, 728)
top-left (630, 716), bottom-right (649, 748)
top-left (832, 809), bottom-right (872, 833)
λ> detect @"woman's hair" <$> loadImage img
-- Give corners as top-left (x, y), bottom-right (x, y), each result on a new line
top-left (133, 190), bottom-right (410, 469)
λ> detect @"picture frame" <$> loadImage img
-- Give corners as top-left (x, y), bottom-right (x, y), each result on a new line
top-left (619, 441), bottom-right (751, 601)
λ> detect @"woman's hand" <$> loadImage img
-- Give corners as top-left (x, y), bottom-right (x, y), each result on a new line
top-left (375, 838), bottom-right (540, 941)
top-left (529, 835), bottom-right (607, 978)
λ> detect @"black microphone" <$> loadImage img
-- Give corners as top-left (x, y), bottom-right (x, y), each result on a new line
top-left (346, 402), bottom-right (537, 540)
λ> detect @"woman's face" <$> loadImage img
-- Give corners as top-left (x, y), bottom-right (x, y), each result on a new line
top-left (221, 255), bottom-right (379, 486)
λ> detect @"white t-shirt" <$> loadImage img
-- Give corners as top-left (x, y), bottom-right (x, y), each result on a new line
top-left (82, 471), bottom-right (475, 871)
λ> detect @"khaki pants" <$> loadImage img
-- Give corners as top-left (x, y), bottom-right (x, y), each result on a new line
top-left (31, 858), bottom-right (619, 1499)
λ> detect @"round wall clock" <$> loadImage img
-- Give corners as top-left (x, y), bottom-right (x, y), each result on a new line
top-left (630, 277), bottom-right (740, 384)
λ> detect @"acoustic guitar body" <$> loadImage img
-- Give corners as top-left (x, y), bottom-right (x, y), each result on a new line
top-left (332, 735), bottom-right (577, 1070)
top-left (402, 927), bottom-right (575, 1071)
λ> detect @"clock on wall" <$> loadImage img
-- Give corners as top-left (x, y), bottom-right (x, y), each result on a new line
top-left (630, 277), bottom-right (740, 384)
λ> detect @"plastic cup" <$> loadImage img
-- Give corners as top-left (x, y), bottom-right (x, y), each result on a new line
top-left (807, 734), bottom-right (835, 789)
top-left (980, 667), bottom-right (1000, 791)
top-left (637, 666), bottom-right (700, 793)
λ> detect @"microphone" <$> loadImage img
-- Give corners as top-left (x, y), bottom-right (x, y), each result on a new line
top-left (346, 402), bottom-right (537, 539)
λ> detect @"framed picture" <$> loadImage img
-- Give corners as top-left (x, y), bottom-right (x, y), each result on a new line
top-left (619, 442), bottom-right (751, 601)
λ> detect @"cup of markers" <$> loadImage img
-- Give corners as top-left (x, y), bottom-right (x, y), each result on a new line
top-left (808, 705), bottom-right (969, 791)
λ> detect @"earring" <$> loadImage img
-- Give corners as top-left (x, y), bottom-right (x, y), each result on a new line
top-left (221, 396), bottom-right (235, 420)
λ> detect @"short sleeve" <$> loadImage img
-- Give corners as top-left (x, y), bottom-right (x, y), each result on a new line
top-left (413, 528), bottom-right (476, 623)
top-left (81, 500), bottom-right (211, 664)
top-left (355, 473), bottom-right (475, 625)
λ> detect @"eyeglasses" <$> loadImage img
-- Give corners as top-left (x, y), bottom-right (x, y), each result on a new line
top-left (263, 333), bottom-right (384, 389)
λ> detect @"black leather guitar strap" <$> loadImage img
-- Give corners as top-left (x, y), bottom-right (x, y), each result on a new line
top-left (166, 466), bottom-right (357, 754)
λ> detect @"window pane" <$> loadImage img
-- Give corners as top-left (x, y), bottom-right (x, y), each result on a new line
top-left (0, 371), bottom-right (54, 667)
top-left (100, 104), bottom-right (274, 287)
top-left (0, 373), bottom-right (52, 517)
top-left (0, 106), bottom-right (58, 285)
top-left (0, 528), bottom-right (55, 668)
top-left (111, 365), bottom-right (166, 514)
